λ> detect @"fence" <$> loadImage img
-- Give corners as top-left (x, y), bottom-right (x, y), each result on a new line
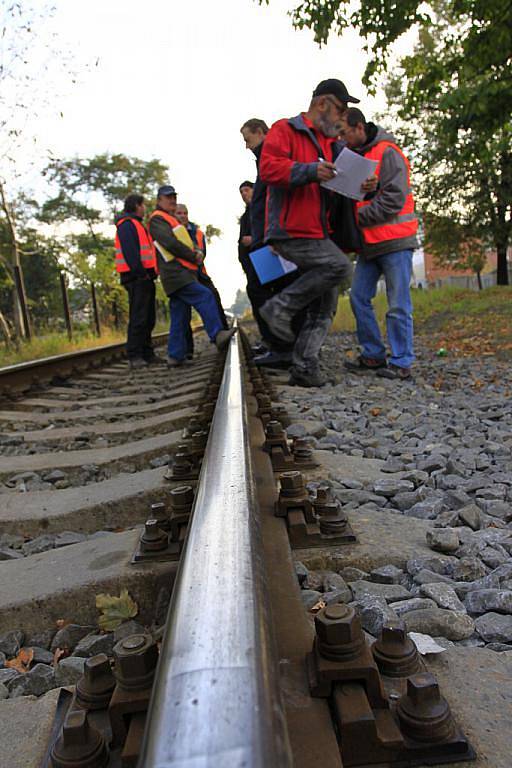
top-left (428, 268), bottom-right (512, 291)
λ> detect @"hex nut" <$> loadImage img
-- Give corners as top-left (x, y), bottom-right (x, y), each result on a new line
top-left (113, 633), bottom-right (158, 691)
top-left (314, 604), bottom-right (364, 660)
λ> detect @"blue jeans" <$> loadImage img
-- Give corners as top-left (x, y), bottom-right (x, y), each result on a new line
top-left (350, 250), bottom-right (415, 369)
top-left (167, 282), bottom-right (223, 361)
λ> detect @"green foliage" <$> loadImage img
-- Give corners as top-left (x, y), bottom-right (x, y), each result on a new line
top-left (205, 224), bottom-right (222, 243)
top-left (230, 288), bottom-right (251, 315)
top-left (261, 0), bottom-right (511, 282)
top-left (40, 152), bottom-right (170, 318)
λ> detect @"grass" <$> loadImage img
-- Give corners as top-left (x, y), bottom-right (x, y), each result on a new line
top-left (0, 321), bottom-right (169, 368)
top-left (332, 285), bottom-right (512, 358)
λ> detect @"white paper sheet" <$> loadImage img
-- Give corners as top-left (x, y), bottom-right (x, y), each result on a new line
top-left (321, 147), bottom-right (378, 201)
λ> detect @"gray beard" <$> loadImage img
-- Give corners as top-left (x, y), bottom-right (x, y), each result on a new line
top-left (316, 114), bottom-right (339, 138)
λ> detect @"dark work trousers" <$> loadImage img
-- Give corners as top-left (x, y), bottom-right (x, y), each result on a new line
top-left (270, 238), bottom-right (353, 372)
top-left (124, 277), bottom-right (156, 360)
top-left (185, 273), bottom-right (228, 356)
top-left (239, 253), bottom-right (304, 352)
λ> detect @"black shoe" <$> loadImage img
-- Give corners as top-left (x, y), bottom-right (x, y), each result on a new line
top-left (251, 343), bottom-right (268, 356)
top-left (344, 355), bottom-right (387, 371)
top-left (259, 303), bottom-right (295, 344)
top-left (128, 357), bottom-right (148, 370)
top-left (288, 366), bottom-right (326, 388)
top-left (253, 350), bottom-right (292, 369)
top-left (145, 353), bottom-right (165, 365)
top-left (376, 364), bottom-right (412, 380)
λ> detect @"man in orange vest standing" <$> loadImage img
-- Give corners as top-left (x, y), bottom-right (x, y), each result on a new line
top-left (148, 186), bottom-right (234, 366)
top-left (114, 193), bottom-right (160, 369)
top-left (341, 108), bottom-right (419, 380)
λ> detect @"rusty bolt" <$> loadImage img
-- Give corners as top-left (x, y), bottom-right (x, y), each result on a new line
top-left (76, 653), bottom-right (116, 710)
top-left (372, 620), bottom-right (420, 678)
top-left (266, 420), bottom-right (285, 438)
top-left (171, 453), bottom-right (194, 478)
top-left (279, 471), bottom-right (305, 497)
top-left (140, 519), bottom-right (168, 552)
top-left (397, 672), bottom-right (454, 743)
top-left (314, 604), bottom-right (364, 661)
top-left (256, 393), bottom-right (271, 411)
top-left (191, 430), bottom-right (208, 449)
top-left (113, 633), bottom-right (158, 691)
top-left (149, 502), bottom-right (169, 528)
top-left (170, 485), bottom-right (194, 513)
top-left (50, 709), bottom-right (108, 768)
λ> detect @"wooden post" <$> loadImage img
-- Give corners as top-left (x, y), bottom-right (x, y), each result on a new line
top-left (59, 271), bottom-right (73, 340)
top-left (112, 299), bottom-right (120, 330)
top-left (90, 282), bottom-right (101, 337)
top-left (13, 265), bottom-right (31, 341)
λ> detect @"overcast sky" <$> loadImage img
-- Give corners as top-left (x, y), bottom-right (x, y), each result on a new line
top-left (28, 0), bottom-right (409, 304)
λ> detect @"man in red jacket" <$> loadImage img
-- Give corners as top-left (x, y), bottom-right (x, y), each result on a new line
top-left (259, 79), bottom-right (356, 387)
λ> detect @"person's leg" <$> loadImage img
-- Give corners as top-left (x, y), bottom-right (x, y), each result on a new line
top-left (260, 238), bottom-right (352, 342)
top-left (125, 280), bottom-right (149, 360)
top-left (184, 305), bottom-right (194, 357)
top-left (381, 250), bottom-right (415, 369)
top-left (142, 279), bottom-right (156, 360)
top-left (350, 257), bottom-right (386, 361)
top-left (292, 286), bottom-right (339, 373)
top-left (167, 295), bottom-right (189, 362)
top-left (176, 282), bottom-right (224, 342)
top-left (199, 275), bottom-right (229, 330)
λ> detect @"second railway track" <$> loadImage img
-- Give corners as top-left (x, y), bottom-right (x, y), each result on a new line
top-left (0, 324), bottom-right (509, 767)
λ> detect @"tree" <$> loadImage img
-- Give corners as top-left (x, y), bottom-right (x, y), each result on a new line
top-left (0, 1), bottom-right (79, 337)
top-left (260, 1), bottom-right (512, 284)
top-left (230, 289), bottom-right (251, 316)
top-left (40, 153), bottom-right (170, 320)
top-left (205, 224), bottom-right (222, 244)
top-left (424, 215), bottom-right (488, 290)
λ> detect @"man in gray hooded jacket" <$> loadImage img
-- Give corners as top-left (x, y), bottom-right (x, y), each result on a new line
top-left (341, 108), bottom-right (418, 380)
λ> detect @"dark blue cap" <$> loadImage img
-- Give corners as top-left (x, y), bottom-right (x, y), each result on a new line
top-left (157, 185), bottom-right (177, 197)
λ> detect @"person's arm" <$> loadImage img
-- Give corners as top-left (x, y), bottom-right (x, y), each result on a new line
top-left (117, 220), bottom-right (146, 277)
top-left (357, 148), bottom-right (409, 227)
top-left (259, 121), bottom-right (327, 188)
top-left (149, 215), bottom-right (198, 264)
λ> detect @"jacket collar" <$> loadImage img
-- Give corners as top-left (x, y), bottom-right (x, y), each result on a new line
top-left (288, 113), bottom-right (325, 157)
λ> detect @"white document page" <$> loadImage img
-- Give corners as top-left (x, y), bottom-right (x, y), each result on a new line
top-left (321, 148), bottom-right (378, 201)
top-left (277, 255), bottom-right (298, 275)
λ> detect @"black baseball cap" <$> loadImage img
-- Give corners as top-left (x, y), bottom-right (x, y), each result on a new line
top-left (313, 79), bottom-right (360, 104)
top-left (157, 185), bottom-right (177, 197)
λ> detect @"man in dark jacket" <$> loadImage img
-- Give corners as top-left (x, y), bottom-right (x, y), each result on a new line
top-left (114, 194), bottom-right (159, 369)
top-left (341, 108), bottom-right (418, 380)
top-left (148, 185), bottom-right (234, 366)
top-left (258, 79), bottom-right (356, 387)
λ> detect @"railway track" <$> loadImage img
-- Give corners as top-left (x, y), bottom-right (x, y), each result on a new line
top-left (0, 324), bottom-right (506, 766)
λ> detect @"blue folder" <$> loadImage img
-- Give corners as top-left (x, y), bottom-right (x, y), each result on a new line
top-left (249, 246), bottom-right (298, 285)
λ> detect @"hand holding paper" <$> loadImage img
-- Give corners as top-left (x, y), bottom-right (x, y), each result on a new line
top-left (320, 148), bottom-right (378, 201)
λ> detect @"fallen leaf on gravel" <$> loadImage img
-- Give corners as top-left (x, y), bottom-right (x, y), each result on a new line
top-left (369, 408), bottom-right (381, 417)
top-left (6, 647), bottom-right (33, 673)
top-left (96, 589), bottom-right (138, 631)
top-left (53, 648), bottom-right (67, 666)
top-left (310, 600), bottom-right (326, 614)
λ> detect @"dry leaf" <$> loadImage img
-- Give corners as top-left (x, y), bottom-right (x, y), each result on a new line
top-left (53, 648), bottom-right (67, 666)
top-left (6, 647), bottom-right (33, 673)
top-left (96, 589), bottom-right (138, 631)
top-left (369, 408), bottom-right (381, 417)
top-left (310, 600), bottom-right (326, 614)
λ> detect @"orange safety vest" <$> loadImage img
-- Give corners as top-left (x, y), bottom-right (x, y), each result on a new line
top-left (148, 210), bottom-right (199, 272)
top-left (114, 217), bottom-right (156, 273)
top-left (196, 228), bottom-right (205, 253)
top-left (355, 141), bottom-right (418, 245)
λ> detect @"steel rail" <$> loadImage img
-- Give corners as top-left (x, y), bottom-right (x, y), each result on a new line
top-left (139, 326), bottom-right (292, 768)
top-left (0, 332), bottom-right (169, 396)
